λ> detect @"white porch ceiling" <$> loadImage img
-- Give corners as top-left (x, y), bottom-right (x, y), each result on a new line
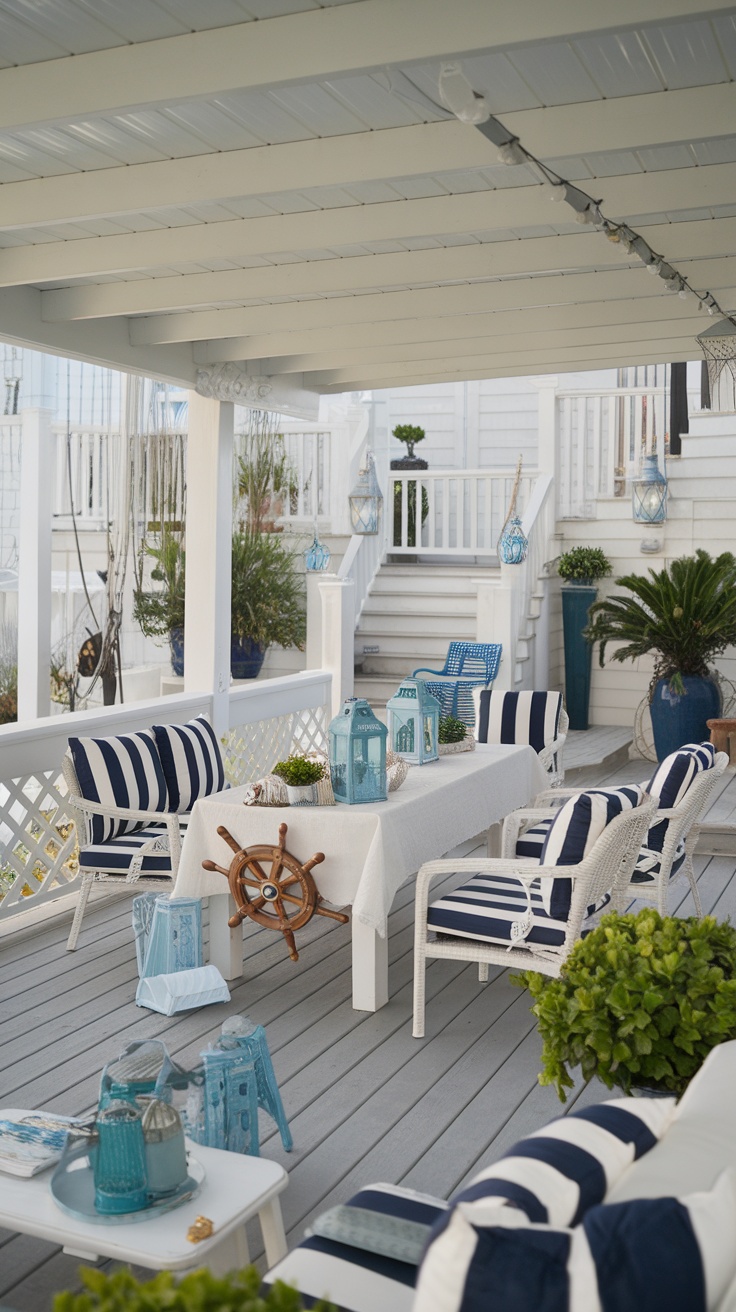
top-left (0, 0), bottom-right (734, 393)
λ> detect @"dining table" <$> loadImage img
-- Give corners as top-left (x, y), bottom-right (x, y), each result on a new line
top-left (171, 742), bottom-right (547, 1011)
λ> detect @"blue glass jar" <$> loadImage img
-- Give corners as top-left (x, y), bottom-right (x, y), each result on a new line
top-left (93, 1101), bottom-right (148, 1214)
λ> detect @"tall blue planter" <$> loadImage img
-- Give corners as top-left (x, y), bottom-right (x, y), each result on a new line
top-left (231, 636), bottom-right (266, 680)
top-left (649, 676), bottom-right (721, 760)
top-left (561, 585), bottom-right (597, 731)
top-left (169, 626), bottom-right (184, 677)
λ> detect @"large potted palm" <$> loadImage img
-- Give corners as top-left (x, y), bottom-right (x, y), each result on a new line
top-left (585, 550), bottom-right (736, 759)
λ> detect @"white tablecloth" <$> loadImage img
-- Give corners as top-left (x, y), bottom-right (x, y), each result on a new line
top-left (172, 743), bottom-right (547, 935)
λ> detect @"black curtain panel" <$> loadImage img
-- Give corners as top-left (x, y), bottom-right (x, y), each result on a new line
top-left (669, 362), bottom-right (689, 456)
top-left (700, 359), bottom-right (711, 410)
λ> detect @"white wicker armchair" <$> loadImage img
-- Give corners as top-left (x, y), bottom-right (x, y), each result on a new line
top-left (412, 796), bottom-right (657, 1038)
top-left (62, 749), bottom-right (183, 952)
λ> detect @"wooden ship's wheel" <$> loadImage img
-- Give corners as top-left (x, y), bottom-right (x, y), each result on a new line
top-left (202, 822), bottom-right (349, 962)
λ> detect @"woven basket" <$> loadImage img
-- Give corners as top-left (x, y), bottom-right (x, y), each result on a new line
top-left (438, 733), bottom-right (475, 756)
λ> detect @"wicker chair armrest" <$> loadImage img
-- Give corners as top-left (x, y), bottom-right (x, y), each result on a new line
top-left (537, 732), bottom-right (566, 770)
top-left (531, 787), bottom-right (579, 806)
top-left (69, 796), bottom-right (177, 825)
top-left (411, 666), bottom-right (443, 677)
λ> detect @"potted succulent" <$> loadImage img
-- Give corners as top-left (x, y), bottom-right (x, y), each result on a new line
top-left (515, 909), bottom-right (736, 1102)
top-left (54, 1264), bottom-right (335, 1310)
top-left (557, 546), bottom-right (612, 731)
top-left (437, 714), bottom-right (474, 755)
top-left (273, 754), bottom-right (325, 805)
top-left (585, 550), bottom-right (736, 758)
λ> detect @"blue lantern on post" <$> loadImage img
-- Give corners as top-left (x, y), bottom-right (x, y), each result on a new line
top-left (386, 678), bottom-right (441, 765)
top-left (329, 698), bottom-right (387, 804)
top-left (348, 451), bottom-right (383, 535)
top-left (632, 453), bottom-right (667, 524)
top-left (498, 515), bottom-right (529, 564)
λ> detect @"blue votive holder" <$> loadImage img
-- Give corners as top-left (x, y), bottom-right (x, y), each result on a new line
top-left (93, 1102), bottom-right (148, 1214)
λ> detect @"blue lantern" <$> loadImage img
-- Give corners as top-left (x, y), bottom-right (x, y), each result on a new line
top-left (304, 535), bottom-right (331, 571)
top-left (329, 698), bottom-right (387, 804)
top-left (632, 453), bottom-right (667, 524)
top-left (498, 514), bottom-right (529, 564)
top-left (348, 451), bottom-right (383, 535)
top-left (386, 679), bottom-right (440, 765)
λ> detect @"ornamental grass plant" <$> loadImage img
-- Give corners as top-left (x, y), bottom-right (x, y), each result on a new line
top-left (515, 909), bottom-right (736, 1101)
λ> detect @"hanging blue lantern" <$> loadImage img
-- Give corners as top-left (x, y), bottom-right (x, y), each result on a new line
top-left (632, 453), bottom-right (667, 524)
top-left (386, 678), bottom-right (440, 765)
top-left (348, 452), bottom-right (383, 535)
top-left (304, 535), bottom-right (331, 571)
top-left (328, 698), bottom-right (387, 804)
top-left (498, 514), bottom-right (529, 564)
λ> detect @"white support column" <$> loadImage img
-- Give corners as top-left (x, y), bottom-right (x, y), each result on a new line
top-left (531, 375), bottom-right (559, 479)
top-left (476, 578), bottom-right (515, 691)
top-left (184, 393), bottom-right (233, 737)
top-left (318, 575), bottom-right (355, 717)
top-left (17, 407), bottom-right (54, 722)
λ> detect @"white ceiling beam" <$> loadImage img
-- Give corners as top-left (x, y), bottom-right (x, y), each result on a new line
top-left (0, 0), bottom-right (731, 133)
top-left (130, 257), bottom-right (736, 346)
top-left (2, 82), bottom-right (732, 232)
top-left (9, 159), bottom-right (736, 288)
top-left (0, 286), bottom-right (195, 386)
top-left (313, 338), bottom-right (700, 392)
top-left (191, 293), bottom-right (720, 364)
top-left (40, 217), bottom-right (736, 322)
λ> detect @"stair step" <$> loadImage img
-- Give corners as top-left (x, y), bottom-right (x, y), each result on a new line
top-left (359, 593), bottom-right (478, 615)
top-left (355, 634), bottom-right (474, 658)
top-left (358, 610), bottom-right (476, 636)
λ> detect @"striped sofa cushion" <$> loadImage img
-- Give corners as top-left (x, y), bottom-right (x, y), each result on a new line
top-left (414, 1098), bottom-right (679, 1312)
top-left (69, 730), bottom-right (169, 844)
top-left (415, 1168), bottom-right (736, 1312)
top-left (474, 689), bottom-right (562, 753)
top-left (427, 870), bottom-right (570, 948)
top-left (152, 716), bottom-right (225, 813)
top-left (539, 785), bottom-right (645, 919)
top-left (265, 1184), bottom-right (447, 1312)
top-left (79, 819), bottom-right (189, 875)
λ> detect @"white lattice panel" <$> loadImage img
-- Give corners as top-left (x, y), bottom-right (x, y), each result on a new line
top-left (0, 769), bottom-right (80, 919)
top-left (223, 705), bottom-right (329, 787)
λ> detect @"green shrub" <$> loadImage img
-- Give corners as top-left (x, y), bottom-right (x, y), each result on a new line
top-left (438, 715), bottom-right (467, 744)
top-left (515, 910), bottom-right (736, 1101)
top-left (557, 546), bottom-right (612, 584)
top-left (54, 1265), bottom-right (336, 1311)
top-left (273, 755), bottom-right (325, 786)
top-left (392, 423), bottom-right (426, 451)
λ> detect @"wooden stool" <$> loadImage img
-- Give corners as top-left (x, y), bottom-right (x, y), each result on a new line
top-left (707, 718), bottom-right (736, 765)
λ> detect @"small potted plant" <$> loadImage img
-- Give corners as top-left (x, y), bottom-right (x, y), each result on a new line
top-left (437, 715), bottom-right (474, 755)
top-left (557, 546), bottom-right (612, 731)
top-left (515, 909), bottom-right (736, 1102)
top-left (273, 754), bottom-right (325, 806)
top-left (54, 1264), bottom-right (336, 1310)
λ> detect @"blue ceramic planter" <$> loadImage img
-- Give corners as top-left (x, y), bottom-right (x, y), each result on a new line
top-left (231, 636), bottom-right (266, 680)
top-left (649, 676), bottom-right (721, 761)
top-left (169, 627), bottom-right (184, 677)
top-left (561, 585), bottom-right (597, 731)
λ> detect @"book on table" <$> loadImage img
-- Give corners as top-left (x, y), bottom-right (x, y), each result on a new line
top-left (0, 1112), bottom-right (87, 1177)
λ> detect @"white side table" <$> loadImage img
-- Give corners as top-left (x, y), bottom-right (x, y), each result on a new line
top-left (0, 1120), bottom-right (288, 1276)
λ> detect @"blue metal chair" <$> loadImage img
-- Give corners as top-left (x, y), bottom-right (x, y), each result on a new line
top-left (412, 642), bottom-right (503, 725)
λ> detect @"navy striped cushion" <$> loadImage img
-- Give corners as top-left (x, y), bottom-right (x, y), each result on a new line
top-left (539, 786), bottom-right (645, 919)
top-left (79, 820), bottom-right (189, 875)
top-left (152, 716), bottom-right (225, 813)
top-left (427, 871), bottom-right (569, 948)
top-left (647, 741), bottom-right (715, 809)
top-left (69, 730), bottom-right (169, 844)
top-left (514, 817), bottom-right (553, 860)
top-left (631, 840), bottom-right (686, 884)
top-left (474, 689), bottom-right (562, 753)
top-left (415, 1170), bottom-right (736, 1312)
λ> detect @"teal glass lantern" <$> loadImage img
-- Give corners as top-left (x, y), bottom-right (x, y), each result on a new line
top-left (498, 515), bottom-right (528, 564)
top-left (632, 453), bottom-right (667, 524)
top-left (386, 678), bottom-right (441, 765)
top-left (329, 698), bottom-right (387, 804)
top-left (348, 452), bottom-right (383, 535)
top-left (93, 1102), bottom-right (148, 1214)
top-left (305, 535), bottom-right (331, 571)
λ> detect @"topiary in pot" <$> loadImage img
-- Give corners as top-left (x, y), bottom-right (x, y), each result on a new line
top-left (514, 909), bottom-right (736, 1102)
top-left (585, 550), bottom-right (736, 756)
top-left (273, 754), bottom-right (325, 805)
top-left (557, 546), bottom-right (612, 586)
top-left (54, 1263), bottom-right (336, 1311)
top-left (437, 714), bottom-right (473, 755)
top-left (557, 547), bottom-right (611, 731)
top-left (392, 423), bottom-right (426, 460)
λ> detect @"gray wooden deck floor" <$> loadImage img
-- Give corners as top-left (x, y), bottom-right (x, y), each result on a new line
top-left (2, 754), bottom-right (736, 1310)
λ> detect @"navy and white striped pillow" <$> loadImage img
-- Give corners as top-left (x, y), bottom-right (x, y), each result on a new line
top-left (152, 716), bottom-right (225, 813)
top-left (415, 1168), bottom-right (736, 1312)
top-left (539, 785), bottom-right (645, 918)
top-left (69, 730), bottom-right (169, 844)
top-left (647, 741), bottom-right (715, 809)
top-left (474, 689), bottom-right (562, 753)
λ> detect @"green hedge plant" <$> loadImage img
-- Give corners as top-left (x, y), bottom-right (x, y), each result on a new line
top-left (273, 755), bottom-right (325, 787)
top-left (515, 910), bottom-right (736, 1101)
top-left (54, 1265), bottom-right (336, 1311)
top-left (557, 546), bottom-right (612, 585)
top-left (438, 715), bottom-right (468, 744)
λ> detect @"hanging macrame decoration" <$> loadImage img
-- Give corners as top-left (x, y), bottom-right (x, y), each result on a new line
top-left (697, 319), bottom-right (736, 413)
top-left (497, 455), bottom-right (529, 565)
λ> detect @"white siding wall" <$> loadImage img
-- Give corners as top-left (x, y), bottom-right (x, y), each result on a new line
top-left (372, 378), bottom-right (541, 471)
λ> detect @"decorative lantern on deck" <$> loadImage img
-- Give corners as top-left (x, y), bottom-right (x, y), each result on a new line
top-left (387, 678), bottom-right (441, 765)
top-left (328, 698), bottom-right (387, 804)
top-left (348, 451), bottom-right (383, 535)
top-left (632, 452), bottom-right (668, 524)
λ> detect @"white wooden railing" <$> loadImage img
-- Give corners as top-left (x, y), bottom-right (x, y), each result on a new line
top-left (389, 468), bottom-right (535, 556)
top-left (556, 386), bottom-right (701, 519)
top-left (337, 529), bottom-right (386, 627)
top-left (0, 670), bottom-right (331, 926)
top-left (53, 425), bottom-right (111, 525)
